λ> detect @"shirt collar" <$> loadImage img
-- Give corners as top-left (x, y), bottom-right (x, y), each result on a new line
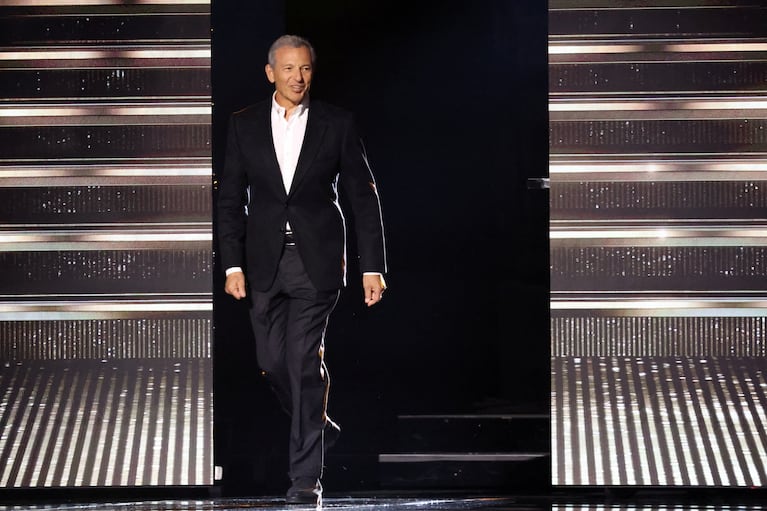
top-left (271, 92), bottom-right (309, 119)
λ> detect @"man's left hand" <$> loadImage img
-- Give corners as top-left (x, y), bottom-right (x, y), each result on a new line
top-left (363, 274), bottom-right (387, 307)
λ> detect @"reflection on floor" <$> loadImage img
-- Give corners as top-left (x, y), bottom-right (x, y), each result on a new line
top-left (0, 496), bottom-right (529, 511)
top-left (3, 488), bottom-right (767, 511)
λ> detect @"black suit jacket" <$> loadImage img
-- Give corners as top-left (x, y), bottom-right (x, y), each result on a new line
top-left (216, 98), bottom-right (387, 292)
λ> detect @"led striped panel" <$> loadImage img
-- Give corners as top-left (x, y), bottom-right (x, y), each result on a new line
top-left (552, 357), bottom-right (767, 486)
top-left (0, 1), bottom-right (212, 487)
top-left (549, 0), bottom-right (767, 487)
top-left (551, 317), bottom-right (767, 357)
top-left (0, 360), bottom-right (212, 487)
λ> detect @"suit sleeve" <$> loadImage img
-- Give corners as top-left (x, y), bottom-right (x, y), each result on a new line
top-left (338, 115), bottom-right (387, 275)
top-left (216, 114), bottom-right (249, 272)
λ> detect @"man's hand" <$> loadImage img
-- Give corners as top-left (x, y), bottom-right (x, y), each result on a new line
top-left (363, 274), bottom-right (386, 307)
top-left (224, 271), bottom-right (247, 299)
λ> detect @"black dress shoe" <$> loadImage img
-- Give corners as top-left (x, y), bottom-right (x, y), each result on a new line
top-left (324, 417), bottom-right (341, 452)
top-left (286, 477), bottom-right (322, 505)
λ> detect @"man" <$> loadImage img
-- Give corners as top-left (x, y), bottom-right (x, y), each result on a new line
top-left (216, 34), bottom-right (387, 505)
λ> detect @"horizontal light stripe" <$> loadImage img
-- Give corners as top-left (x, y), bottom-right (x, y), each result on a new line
top-left (551, 227), bottom-right (767, 238)
top-left (0, 301), bottom-right (211, 320)
top-left (550, 223), bottom-right (767, 247)
top-left (0, 102), bottom-right (210, 126)
top-left (550, 299), bottom-right (767, 317)
top-left (378, 453), bottom-right (548, 463)
top-left (3, 0), bottom-right (208, 4)
top-left (549, 97), bottom-right (767, 112)
top-left (550, 158), bottom-right (767, 180)
top-left (0, 46), bottom-right (211, 61)
top-left (0, 300), bottom-right (211, 312)
top-left (549, 0), bottom-right (744, 8)
top-left (0, 104), bottom-right (211, 117)
top-left (549, 98), bottom-right (767, 121)
top-left (0, 166), bottom-right (212, 176)
top-left (552, 298), bottom-right (767, 309)
top-left (0, 228), bottom-right (211, 251)
top-left (0, 242), bottom-right (211, 251)
top-left (669, 42), bottom-right (767, 53)
top-left (0, 231), bottom-right (211, 242)
top-left (0, 163), bottom-right (211, 186)
top-left (549, 43), bottom-right (647, 55)
top-left (551, 110), bottom-right (767, 121)
top-left (1, 222), bottom-right (208, 228)
top-left (549, 41), bottom-right (767, 55)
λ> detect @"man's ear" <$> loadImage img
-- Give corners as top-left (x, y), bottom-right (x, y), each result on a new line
top-left (265, 64), bottom-right (275, 83)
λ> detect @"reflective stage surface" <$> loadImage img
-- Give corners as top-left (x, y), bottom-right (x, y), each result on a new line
top-left (3, 488), bottom-right (767, 511)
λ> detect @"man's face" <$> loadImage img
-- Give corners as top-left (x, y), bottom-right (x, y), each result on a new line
top-left (265, 45), bottom-right (313, 109)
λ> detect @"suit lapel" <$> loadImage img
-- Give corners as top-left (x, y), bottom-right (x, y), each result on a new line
top-left (289, 102), bottom-right (327, 197)
top-left (253, 101), bottom-right (287, 199)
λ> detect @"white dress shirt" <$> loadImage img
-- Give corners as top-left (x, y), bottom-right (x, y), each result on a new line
top-left (271, 93), bottom-right (309, 195)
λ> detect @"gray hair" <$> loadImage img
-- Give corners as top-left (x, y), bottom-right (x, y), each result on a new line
top-left (267, 34), bottom-right (316, 67)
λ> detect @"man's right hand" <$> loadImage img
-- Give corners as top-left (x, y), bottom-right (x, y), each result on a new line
top-left (224, 271), bottom-right (247, 299)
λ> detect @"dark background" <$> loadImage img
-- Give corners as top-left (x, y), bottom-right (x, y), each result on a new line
top-left (211, 0), bottom-right (549, 493)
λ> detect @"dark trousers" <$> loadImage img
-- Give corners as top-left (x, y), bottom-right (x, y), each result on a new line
top-left (248, 244), bottom-right (340, 481)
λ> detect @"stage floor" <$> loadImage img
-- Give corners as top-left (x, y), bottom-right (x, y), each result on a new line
top-left (3, 488), bottom-right (767, 511)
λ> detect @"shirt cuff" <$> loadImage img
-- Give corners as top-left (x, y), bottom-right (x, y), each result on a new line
top-left (363, 272), bottom-right (383, 276)
top-left (225, 267), bottom-right (243, 276)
